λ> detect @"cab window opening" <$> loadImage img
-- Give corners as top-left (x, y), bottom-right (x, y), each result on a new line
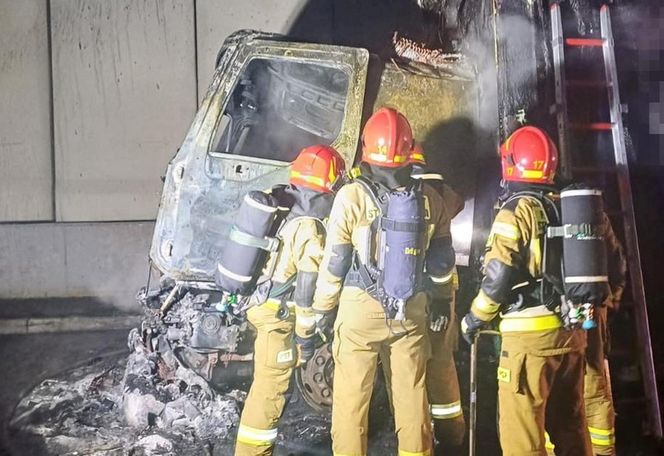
top-left (209, 58), bottom-right (350, 163)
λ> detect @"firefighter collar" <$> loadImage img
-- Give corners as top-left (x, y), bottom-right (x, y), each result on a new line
top-left (358, 162), bottom-right (413, 190)
top-left (284, 185), bottom-right (335, 220)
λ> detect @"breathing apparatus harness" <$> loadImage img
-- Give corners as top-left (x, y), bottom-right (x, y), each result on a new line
top-left (499, 184), bottom-right (609, 330)
top-left (215, 185), bottom-right (328, 320)
top-left (346, 173), bottom-right (427, 325)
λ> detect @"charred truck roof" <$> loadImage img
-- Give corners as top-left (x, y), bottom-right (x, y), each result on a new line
top-left (150, 30), bottom-right (484, 283)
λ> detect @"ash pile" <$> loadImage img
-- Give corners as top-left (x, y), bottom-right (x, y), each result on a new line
top-left (7, 342), bottom-right (244, 456)
top-left (5, 283), bottom-right (336, 455)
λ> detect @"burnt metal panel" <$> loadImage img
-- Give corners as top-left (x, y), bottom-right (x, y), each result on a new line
top-left (372, 63), bottom-right (479, 265)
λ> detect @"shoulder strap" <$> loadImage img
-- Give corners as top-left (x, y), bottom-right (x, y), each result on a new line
top-left (355, 175), bottom-right (390, 215)
top-left (501, 191), bottom-right (527, 211)
top-left (506, 191), bottom-right (565, 304)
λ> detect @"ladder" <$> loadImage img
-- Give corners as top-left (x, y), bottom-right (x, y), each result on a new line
top-left (551, 3), bottom-right (662, 439)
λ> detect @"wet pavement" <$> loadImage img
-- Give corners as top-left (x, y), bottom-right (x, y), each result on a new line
top-left (0, 328), bottom-right (660, 455)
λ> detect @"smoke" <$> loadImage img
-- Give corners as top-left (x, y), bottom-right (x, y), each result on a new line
top-left (461, 21), bottom-right (498, 135)
top-left (611, 3), bottom-right (664, 52)
top-left (67, 222), bottom-right (155, 315)
top-left (93, 268), bottom-right (151, 314)
top-left (461, 13), bottom-right (542, 137)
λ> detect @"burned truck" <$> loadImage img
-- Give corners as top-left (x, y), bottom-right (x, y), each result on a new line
top-left (135, 30), bottom-right (489, 411)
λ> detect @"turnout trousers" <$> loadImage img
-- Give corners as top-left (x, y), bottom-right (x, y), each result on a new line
top-left (427, 318), bottom-right (465, 448)
top-left (381, 320), bottom-right (465, 450)
top-left (546, 308), bottom-right (616, 456)
top-left (235, 302), bottom-right (297, 456)
top-left (331, 287), bottom-right (432, 456)
top-left (584, 307), bottom-right (616, 455)
top-left (498, 328), bottom-right (592, 456)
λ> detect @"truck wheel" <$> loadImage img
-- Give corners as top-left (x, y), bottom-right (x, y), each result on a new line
top-left (295, 343), bottom-right (334, 412)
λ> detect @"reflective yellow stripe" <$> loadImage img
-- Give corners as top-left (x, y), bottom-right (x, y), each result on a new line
top-left (588, 426), bottom-right (615, 446)
top-left (369, 152), bottom-right (388, 162)
top-left (328, 158), bottom-right (338, 183)
top-left (290, 170), bottom-right (326, 187)
top-left (521, 169), bottom-right (544, 179)
top-left (546, 429), bottom-right (613, 450)
top-left (587, 426), bottom-right (614, 436)
top-left (473, 290), bottom-right (501, 314)
top-left (412, 173), bottom-right (444, 181)
top-left (491, 222), bottom-right (520, 240)
top-left (243, 193), bottom-right (278, 212)
top-left (368, 152), bottom-right (407, 164)
top-left (544, 431), bottom-right (555, 450)
top-left (431, 401), bottom-right (463, 419)
top-left (430, 271), bottom-right (454, 284)
top-left (398, 449), bottom-right (431, 456)
top-left (237, 424), bottom-right (278, 446)
top-left (590, 434), bottom-right (615, 446)
top-left (263, 299), bottom-right (296, 311)
top-left (530, 237), bottom-right (542, 276)
top-left (217, 263), bottom-right (252, 282)
top-left (295, 307), bottom-right (316, 329)
top-left (499, 314), bottom-right (562, 332)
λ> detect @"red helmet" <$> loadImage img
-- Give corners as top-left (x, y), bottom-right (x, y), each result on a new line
top-left (289, 144), bottom-right (346, 193)
top-left (409, 142), bottom-right (426, 165)
top-left (361, 107), bottom-right (413, 168)
top-left (500, 126), bottom-right (558, 184)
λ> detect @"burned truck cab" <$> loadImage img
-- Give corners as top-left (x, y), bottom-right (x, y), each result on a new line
top-left (141, 30), bottom-right (484, 403)
top-left (151, 32), bottom-right (367, 282)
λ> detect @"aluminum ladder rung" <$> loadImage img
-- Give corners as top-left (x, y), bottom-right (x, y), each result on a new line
top-left (565, 37), bottom-right (605, 47)
top-left (571, 166), bottom-right (618, 174)
top-left (570, 122), bottom-right (614, 130)
top-left (566, 79), bottom-right (611, 88)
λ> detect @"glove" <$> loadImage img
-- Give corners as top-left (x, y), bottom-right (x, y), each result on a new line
top-left (296, 335), bottom-right (316, 364)
top-left (429, 299), bottom-right (451, 333)
top-left (314, 310), bottom-right (337, 342)
top-left (461, 312), bottom-right (486, 345)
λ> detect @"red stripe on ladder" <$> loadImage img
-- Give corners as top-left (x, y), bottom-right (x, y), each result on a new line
top-left (565, 38), bottom-right (604, 47)
top-left (570, 122), bottom-right (613, 131)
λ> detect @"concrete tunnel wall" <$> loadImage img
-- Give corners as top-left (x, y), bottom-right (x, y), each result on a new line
top-left (0, 0), bottom-right (329, 307)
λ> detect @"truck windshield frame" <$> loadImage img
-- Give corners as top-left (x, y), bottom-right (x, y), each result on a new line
top-left (207, 56), bottom-right (352, 166)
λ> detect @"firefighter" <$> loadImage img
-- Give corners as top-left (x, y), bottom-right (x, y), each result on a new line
top-left (312, 108), bottom-right (456, 456)
top-left (461, 126), bottom-right (593, 456)
top-left (382, 144), bottom-right (466, 453)
top-left (411, 144), bottom-right (467, 452)
top-left (233, 145), bottom-right (346, 456)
